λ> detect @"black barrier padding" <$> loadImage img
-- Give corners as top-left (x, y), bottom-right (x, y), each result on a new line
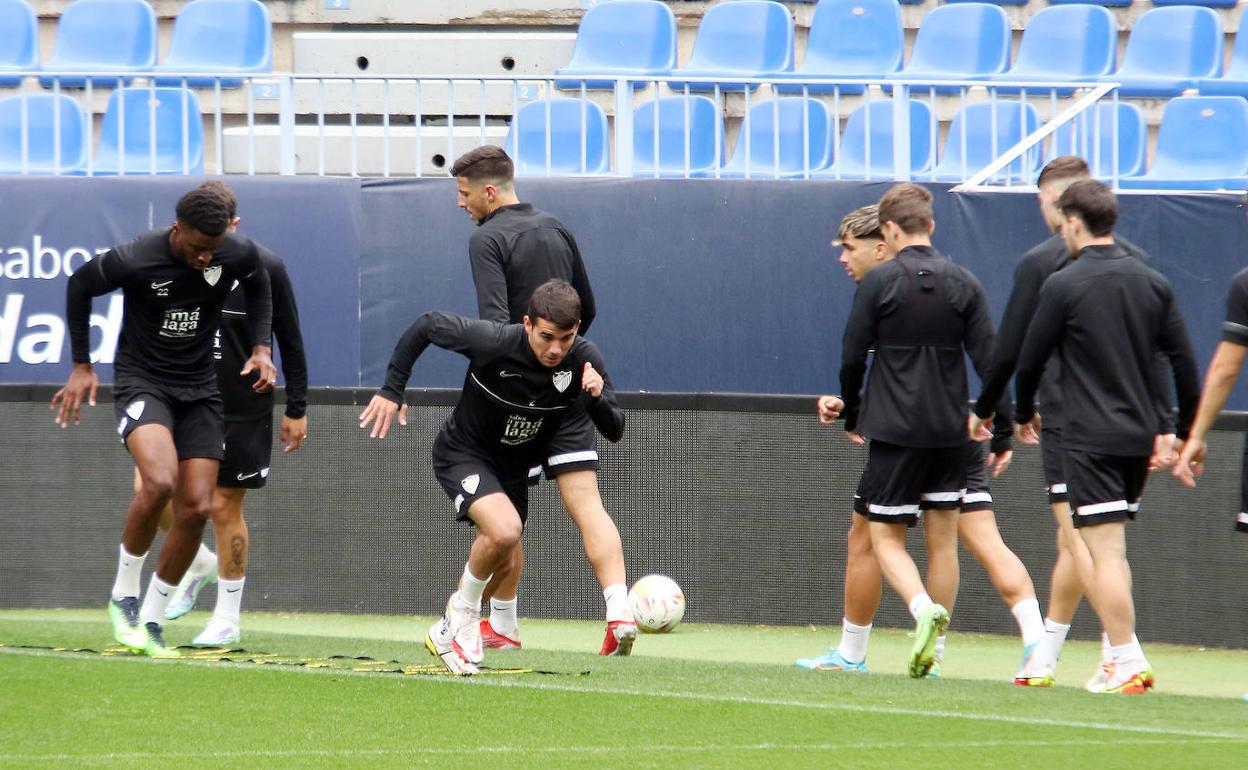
top-left (2, 398), bottom-right (1245, 649)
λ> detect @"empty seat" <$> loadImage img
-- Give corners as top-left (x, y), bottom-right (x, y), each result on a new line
top-left (930, 101), bottom-right (1041, 183)
top-left (39, 0), bottom-right (157, 88)
top-left (1198, 29), bottom-right (1248, 98)
top-left (632, 95), bottom-right (722, 177)
top-left (94, 88), bottom-right (204, 175)
top-left (0, 0), bottom-right (37, 87)
top-left (1097, 6), bottom-right (1222, 98)
top-left (887, 4), bottom-right (1009, 92)
top-left (713, 98), bottom-right (833, 178)
top-left (153, 0), bottom-right (272, 89)
top-left (813, 99), bottom-right (934, 180)
top-left (554, 0), bottom-right (676, 90)
top-left (773, 0), bottom-right (903, 96)
top-left (1118, 96), bottom-right (1248, 190)
top-left (668, 1), bottom-right (794, 92)
top-left (989, 5), bottom-right (1116, 94)
top-left (1048, 0), bottom-right (1130, 6)
top-left (504, 98), bottom-right (609, 175)
top-left (0, 94), bottom-right (86, 174)
top-left (1051, 102), bottom-right (1146, 179)
top-left (945, 0), bottom-right (1028, 5)
top-left (1152, 0), bottom-right (1236, 8)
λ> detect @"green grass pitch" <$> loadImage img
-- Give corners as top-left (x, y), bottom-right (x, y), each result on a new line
top-left (1, 610), bottom-right (1245, 768)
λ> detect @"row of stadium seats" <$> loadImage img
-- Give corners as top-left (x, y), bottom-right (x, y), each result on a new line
top-left (557, 1), bottom-right (1243, 98)
top-left (0, 0), bottom-right (271, 88)
top-left (504, 94), bottom-right (1248, 189)
top-left (675, 0), bottom-right (1239, 5)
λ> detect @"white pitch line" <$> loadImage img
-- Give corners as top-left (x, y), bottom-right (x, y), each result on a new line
top-left (3, 647), bottom-right (1246, 742)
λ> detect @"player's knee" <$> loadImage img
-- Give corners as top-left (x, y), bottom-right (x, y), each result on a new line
top-left (176, 496), bottom-right (214, 523)
top-left (847, 521), bottom-right (874, 557)
top-left (139, 474), bottom-right (176, 506)
top-left (486, 519), bottom-right (523, 550)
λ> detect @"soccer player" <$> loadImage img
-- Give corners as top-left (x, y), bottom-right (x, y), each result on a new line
top-left (53, 183), bottom-right (275, 657)
top-left (970, 156), bottom-right (1165, 689)
top-left (358, 279), bottom-right (634, 675)
top-left (1011, 179), bottom-right (1200, 694)
top-left (838, 184), bottom-right (999, 678)
top-left (798, 205), bottom-right (1043, 679)
top-left (450, 144), bottom-right (598, 651)
top-left (141, 182), bottom-right (309, 647)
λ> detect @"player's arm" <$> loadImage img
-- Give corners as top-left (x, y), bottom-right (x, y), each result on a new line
top-left (238, 249), bottom-right (276, 392)
top-left (269, 258), bottom-right (310, 453)
top-left (55, 252), bottom-right (123, 426)
top-left (564, 229), bottom-right (596, 334)
top-left (838, 271), bottom-right (881, 440)
top-left (1176, 341), bottom-right (1247, 485)
top-left (578, 344), bottom-right (624, 442)
top-left (469, 232), bottom-right (511, 323)
top-left (1013, 281), bottom-right (1065, 444)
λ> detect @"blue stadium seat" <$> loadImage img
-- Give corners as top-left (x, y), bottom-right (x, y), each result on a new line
top-left (1097, 6), bottom-right (1222, 98)
top-left (0, 0), bottom-right (37, 87)
top-left (887, 4), bottom-right (1010, 91)
top-left (667, 1), bottom-right (794, 92)
top-left (812, 99), bottom-right (934, 180)
top-left (773, 0), bottom-right (903, 96)
top-left (712, 98), bottom-right (833, 178)
top-left (153, 0), bottom-right (272, 89)
top-left (504, 98), bottom-right (609, 176)
top-left (1118, 96), bottom-right (1248, 191)
top-left (945, 0), bottom-right (1028, 5)
top-left (39, 0), bottom-right (157, 88)
top-left (632, 96), bottom-right (722, 177)
top-left (989, 5), bottom-right (1116, 94)
top-left (93, 88), bottom-right (204, 175)
top-left (0, 94), bottom-right (87, 174)
top-left (1048, 0), bottom-right (1130, 6)
top-left (1051, 102), bottom-right (1146, 180)
top-left (1198, 28), bottom-right (1248, 98)
top-left (554, 0), bottom-right (676, 90)
top-left (1152, 0), bottom-right (1236, 8)
top-left (930, 101), bottom-right (1041, 183)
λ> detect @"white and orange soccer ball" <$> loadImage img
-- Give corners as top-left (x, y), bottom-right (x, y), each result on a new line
top-left (628, 574), bottom-right (686, 633)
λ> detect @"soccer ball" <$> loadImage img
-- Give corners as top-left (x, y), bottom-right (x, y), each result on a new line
top-left (628, 574), bottom-right (685, 633)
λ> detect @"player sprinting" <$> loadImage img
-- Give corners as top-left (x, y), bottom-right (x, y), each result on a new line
top-left (838, 184), bottom-right (999, 678)
top-left (1009, 179), bottom-right (1200, 694)
top-left (450, 144), bottom-right (598, 651)
top-left (799, 205), bottom-right (1042, 679)
top-left (54, 183), bottom-right (276, 657)
top-left (358, 280), bottom-right (635, 675)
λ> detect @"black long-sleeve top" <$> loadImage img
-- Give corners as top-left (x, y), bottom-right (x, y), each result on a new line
top-left (379, 311), bottom-right (623, 475)
top-left (66, 228), bottom-right (271, 395)
top-left (1014, 243), bottom-right (1200, 455)
top-left (215, 246), bottom-right (307, 420)
top-left (1220, 267), bottom-right (1248, 346)
top-left (840, 245), bottom-right (998, 448)
top-left (470, 203), bottom-right (596, 332)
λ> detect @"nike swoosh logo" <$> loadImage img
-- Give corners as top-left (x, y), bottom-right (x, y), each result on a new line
top-left (225, 588), bottom-right (241, 593)
top-left (151, 281), bottom-right (173, 289)
top-left (156, 589), bottom-right (169, 597)
top-left (236, 471), bottom-right (260, 481)
top-left (499, 371), bottom-right (521, 378)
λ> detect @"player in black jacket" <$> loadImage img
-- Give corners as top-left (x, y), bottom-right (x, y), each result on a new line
top-left (450, 145), bottom-right (598, 650)
top-left (1011, 180), bottom-right (1200, 695)
top-left (838, 184), bottom-right (998, 679)
top-left (53, 184), bottom-right (276, 657)
top-left (359, 280), bottom-right (633, 675)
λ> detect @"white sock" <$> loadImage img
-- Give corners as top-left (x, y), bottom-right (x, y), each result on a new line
top-left (190, 543), bottom-right (217, 577)
top-left (1011, 598), bottom-right (1045, 647)
top-left (1110, 639), bottom-right (1146, 668)
top-left (1100, 632), bottom-right (1112, 663)
top-left (1033, 618), bottom-right (1071, 673)
top-left (110, 545), bottom-right (147, 601)
top-left (489, 598), bottom-right (518, 635)
top-left (934, 634), bottom-right (947, 662)
top-left (838, 619), bottom-right (872, 664)
top-left (603, 583), bottom-right (631, 622)
top-left (908, 593), bottom-right (934, 620)
top-left (215, 577), bottom-right (245, 622)
top-left (139, 575), bottom-right (176, 626)
top-left (455, 564), bottom-right (490, 611)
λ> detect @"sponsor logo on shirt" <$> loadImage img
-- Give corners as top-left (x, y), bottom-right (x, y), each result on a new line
top-left (151, 280), bottom-right (172, 296)
top-left (501, 414), bottom-right (544, 446)
top-left (159, 307), bottom-right (201, 338)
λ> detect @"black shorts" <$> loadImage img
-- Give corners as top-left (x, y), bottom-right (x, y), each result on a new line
top-left (217, 416), bottom-right (273, 489)
top-left (113, 380), bottom-right (224, 462)
top-left (857, 440), bottom-right (969, 526)
top-left (525, 409), bottom-right (602, 486)
top-left (1064, 449), bottom-right (1148, 528)
top-left (433, 434), bottom-right (531, 525)
top-left (1040, 425), bottom-right (1068, 504)
top-left (854, 442), bottom-right (990, 516)
top-left (1239, 436), bottom-right (1248, 533)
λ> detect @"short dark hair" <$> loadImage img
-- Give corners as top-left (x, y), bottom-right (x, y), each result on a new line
top-left (175, 183), bottom-right (235, 236)
top-left (878, 183), bottom-right (933, 235)
top-left (197, 180), bottom-right (238, 219)
top-left (527, 279), bottom-right (581, 330)
top-left (1036, 156), bottom-right (1090, 189)
top-left (451, 145), bottom-right (514, 184)
top-left (1058, 178), bottom-right (1117, 237)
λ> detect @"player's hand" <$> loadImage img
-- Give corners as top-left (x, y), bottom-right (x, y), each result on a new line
top-left (582, 362), bottom-right (604, 398)
top-left (1173, 436), bottom-right (1206, 487)
top-left (846, 430), bottom-right (866, 446)
top-left (281, 415), bottom-right (308, 454)
top-left (242, 345), bottom-right (277, 393)
top-left (987, 449), bottom-right (1013, 479)
top-left (1016, 414), bottom-right (1041, 445)
top-left (816, 396), bottom-right (844, 425)
top-left (359, 395), bottom-right (406, 439)
top-left (968, 413), bottom-right (993, 442)
top-left (51, 363), bottom-right (99, 428)
top-left (1148, 433), bottom-right (1177, 471)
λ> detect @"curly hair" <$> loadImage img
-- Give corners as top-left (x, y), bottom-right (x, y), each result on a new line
top-left (175, 183), bottom-right (235, 236)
